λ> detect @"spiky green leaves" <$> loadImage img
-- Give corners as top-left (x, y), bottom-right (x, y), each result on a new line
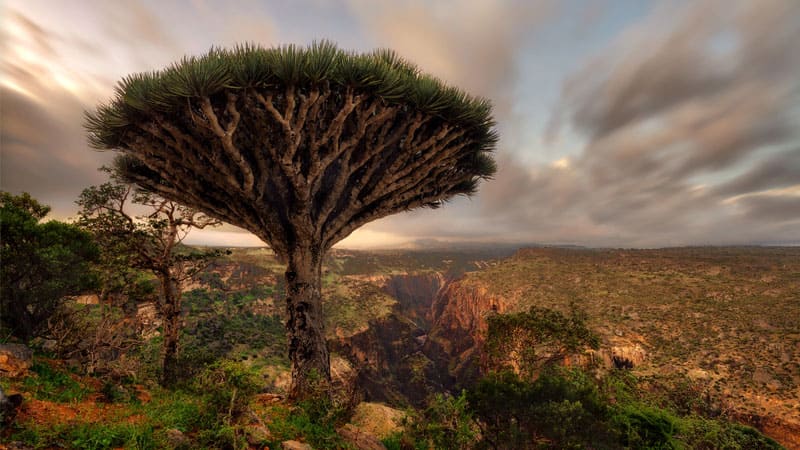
top-left (86, 41), bottom-right (498, 166)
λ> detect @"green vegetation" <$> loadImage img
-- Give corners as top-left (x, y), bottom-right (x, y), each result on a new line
top-left (384, 300), bottom-right (785, 450)
top-left (85, 42), bottom-right (497, 148)
top-left (23, 362), bottom-right (90, 403)
top-left (406, 391), bottom-right (477, 449)
top-left (179, 287), bottom-right (286, 372)
top-left (11, 422), bottom-right (158, 450)
top-left (464, 247), bottom-right (800, 425)
top-left (78, 174), bottom-right (224, 386)
top-left (1, 196), bottom-right (794, 450)
top-left (264, 402), bottom-right (348, 449)
top-left (0, 192), bottom-right (98, 341)
top-left (6, 359), bottom-right (351, 450)
top-left (486, 305), bottom-right (599, 377)
top-left (388, 364), bottom-right (783, 449)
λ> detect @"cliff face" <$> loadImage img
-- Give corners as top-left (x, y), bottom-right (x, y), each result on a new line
top-left (330, 311), bottom-right (448, 407)
top-left (419, 248), bottom-right (800, 448)
top-left (383, 272), bottom-right (445, 330)
top-left (333, 271), bottom-right (534, 404)
top-left (331, 248), bottom-right (800, 449)
top-left (425, 280), bottom-right (508, 384)
top-left (331, 272), bottom-right (451, 407)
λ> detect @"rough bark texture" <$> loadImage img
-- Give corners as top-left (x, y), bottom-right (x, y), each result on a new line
top-left (285, 246), bottom-right (330, 400)
top-left (159, 274), bottom-right (182, 386)
top-left (118, 87), bottom-right (481, 255)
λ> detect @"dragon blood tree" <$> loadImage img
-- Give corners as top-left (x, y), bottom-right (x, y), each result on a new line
top-left (86, 42), bottom-right (497, 400)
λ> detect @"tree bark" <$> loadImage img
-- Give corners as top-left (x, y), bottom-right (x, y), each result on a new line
top-left (285, 245), bottom-right (331, 400)
top-left (159, 275), bottom-right (182, 387)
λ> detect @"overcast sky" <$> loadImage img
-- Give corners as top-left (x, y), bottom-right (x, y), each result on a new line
top-left (2, 0), bottom-right (798, 248)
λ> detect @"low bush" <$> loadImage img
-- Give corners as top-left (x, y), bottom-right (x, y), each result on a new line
top-left (23, 362), bottom-right (90, 403)
top-left (468, 368), bottom-right (613, 449)
top-left (11, 422), bottom-right (158, 450)
top-left (406, 391), bottom-right (477, 450)
top-left (265, 403), bottom-right (347, 450)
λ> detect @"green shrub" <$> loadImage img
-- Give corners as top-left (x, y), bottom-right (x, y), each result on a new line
top-left (612, 403), bottom-right (680, 449)
top-left (468, 369), bottom-right (613, 449)
top-left (486, 304), bottom-right (599, 378)
top-left (142, 390), bottom-right (213, 431)
top-left (381, 432), bottom-right (405, 450)
top-left (677, 417), bottom-right (783, 449)
top-left (266, 404), bottom-right (347, 450)
top-left (23, 362), bottom-right (90, 402)
top-left (192, 360), bottom-right (262, 423)
top-left (406, 391), bottom-right (476, 450)
top-left (196, 424), bottom-right (243, 449)
top-left (11, 422), bottom-right (157, 450)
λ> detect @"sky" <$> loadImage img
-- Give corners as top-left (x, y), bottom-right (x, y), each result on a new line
top-left (1, 0), bottom-right (799, 248)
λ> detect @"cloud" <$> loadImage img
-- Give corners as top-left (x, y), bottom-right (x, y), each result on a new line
top-left (479, 0), bottom-right (800, 246)
top-left (0, 87), bottom-right (114, 217)
top-left (2, 0), bottom-right (797, 247)
top-left (0, 3), bottom-right (180, 217)
top-left (346, 0), bottom-right (553, 115)
top-left (713, 148), bottom-right (800, 199)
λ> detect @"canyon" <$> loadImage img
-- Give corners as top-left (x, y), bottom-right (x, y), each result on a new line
top-left (132, 246), bottom-right (799, 447)
top-left (328, 247), bottom-right (800, 448)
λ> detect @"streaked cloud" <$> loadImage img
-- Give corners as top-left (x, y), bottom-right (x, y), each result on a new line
top-left (1, 0), bottom-right (798, 247)
top-left (474, 0), bottom-right (800, 246)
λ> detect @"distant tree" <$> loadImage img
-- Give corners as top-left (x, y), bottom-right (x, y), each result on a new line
top-left (77, 176), bottom-right (222, 385)
top-left (467, 369), bottom-right (612, 449)
top-left (485, 305), bottom-right (599, 378)
top-left (0, 192), bottom-right (98, 341)
top-left (86, 42), bottom-right (497, 399)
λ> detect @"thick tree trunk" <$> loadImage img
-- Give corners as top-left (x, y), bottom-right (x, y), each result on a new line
top-left (285, 246), bottom-right (331, 401)
top-left (159, 275), bottom-right (182, 386)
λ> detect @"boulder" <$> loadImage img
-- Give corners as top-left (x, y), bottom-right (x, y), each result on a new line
top-left (244, 424), bottom-right (272, 446)
top-left (337, 424), bottom-right (387, 450)
top-left (1, 385), bottom-right (24, 424)
top-left (281, 440), bottom-right (314, 450)
top-left (165, 428), bottom-right (190, 448)
top-left (0, 344), bottom-right (33, 378)
top-left (350, 402), bottom-right (406, 439)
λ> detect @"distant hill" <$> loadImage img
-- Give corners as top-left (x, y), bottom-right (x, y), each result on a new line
top-left (423, 247), bottom-right (800, 447)
top-left (208, 246), bottom-right (799, 447)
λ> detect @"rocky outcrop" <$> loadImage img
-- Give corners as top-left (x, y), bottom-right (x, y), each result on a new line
top-left (349, 402), bottom-right (406, 439)
top-left (567, 341), bottom-right (648, 370)
top-left (136, 302), bottom-right (161, 339)
top-left (74, 294), bottom-right (100, 305)
top-left (165, 429), bottom-right (191, 448)
top-left (608, 343), bottom-right (647, 369)
top-left (331, 312), bottom-right (448, 407)
top-left (282, 440), bottom-right (313, 450)
top-left (425, 281), bottom-right (507, 383)
top-left (383, 273), bottom-right (445, 330)
top-left (337, 424), bottom-right (387, 450)
top-left (0, 344), bottom-right (33, 378)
